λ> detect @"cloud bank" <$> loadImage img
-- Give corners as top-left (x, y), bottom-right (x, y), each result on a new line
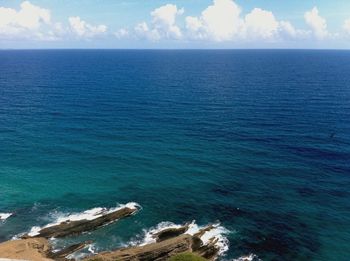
top-left (0, 0), bottom-right (349, 47)
top-left (304, 7), bottom-right (328, 39)
top-left (0, 1), bottom-right (51, 39)
top-left (68, 16), bottom-right (107, 38)
top-left (0, 1), bottom-right (107, 41)
top-left (118, 0), bottom-right (334, 44)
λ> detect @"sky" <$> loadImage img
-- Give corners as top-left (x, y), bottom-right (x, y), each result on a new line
top-left (1, 0), bottom-right (350, 49)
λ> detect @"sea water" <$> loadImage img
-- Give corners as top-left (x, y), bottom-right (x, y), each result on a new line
top-left (0, 50), bottom-right (350, 260)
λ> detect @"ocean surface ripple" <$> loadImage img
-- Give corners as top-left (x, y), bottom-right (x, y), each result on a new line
top-left (0, 50), bottom-right (350, 260)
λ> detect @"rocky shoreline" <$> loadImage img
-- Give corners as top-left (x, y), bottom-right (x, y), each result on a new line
top-left (0, 203), bottom-right (228, 261)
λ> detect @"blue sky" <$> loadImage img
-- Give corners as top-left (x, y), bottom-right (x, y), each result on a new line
top-left (1, 0), bottom-right (350, 48)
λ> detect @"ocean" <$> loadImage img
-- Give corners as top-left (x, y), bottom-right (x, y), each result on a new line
top-left (0, 50), bottom-right (349, 260)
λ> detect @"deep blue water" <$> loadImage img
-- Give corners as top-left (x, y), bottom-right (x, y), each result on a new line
top-left (0, 50), bottom-right (350, 260)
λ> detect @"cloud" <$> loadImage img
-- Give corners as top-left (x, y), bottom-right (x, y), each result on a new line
top-left (134, 21), bottom-right (161, 41)
top-left (184, 0), bottom-right (306, 42)
top-left (186, 0), bottom-right (242, 41)
top-left (68, 16), bottom-right (107, 38)
top-left (0, 1), bottom-right (107, 41)
top-left (343, 19), bottom-right (350, 34)
top-left (0, 0), bottom-right (348, 46)
top-left (279, 21), bottom-right (298, 38)
top-left (0, 1), bottom-right (51, 39)
top-left (304, 7), bottom-right (328, 39)
top-left (243, 8), bottom-right (279, 40)
top-left (185, 16), bottom-right (202, 32)
top-left (133, 4), bottom-right (184, 41)
top-left (114, 28), bottom-right (129, 39)
top-left (134, 21), bottom-right (149, 36)
top-left (151, 4), bottom-right (184, 39)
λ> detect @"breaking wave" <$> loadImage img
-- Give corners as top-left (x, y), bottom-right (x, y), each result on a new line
top-left (27, 202), bottom-right (140, 237)
top-left (0, 212), bottom-right (13, 221)
top-left (231, 254), bottom-right (261, 261)
top-left (132, 220), bottom-right (230, 256)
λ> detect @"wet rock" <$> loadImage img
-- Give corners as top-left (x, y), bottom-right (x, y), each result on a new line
top-left (155, 224), bottom-right (190, 242)
top-left (25, 207), bottom-right (137, 239)
top-left (84, 234), bottom-right (193, 261)
top-left (48, 240), bottom-right (92, 260)
top-left (195, 237), bottom-right (219, 260)
top-left (84, 224), bottom-right (221, 261)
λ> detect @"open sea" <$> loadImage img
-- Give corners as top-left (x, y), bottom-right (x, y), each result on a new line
top-left (0, 50), bottom-right (350, 261)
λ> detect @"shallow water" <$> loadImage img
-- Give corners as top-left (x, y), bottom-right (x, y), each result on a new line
top-left (0, 50), bottom-right (350, 260)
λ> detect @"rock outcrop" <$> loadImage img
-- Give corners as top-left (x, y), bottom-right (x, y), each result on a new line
top-left (0, 238), bottom-right (93, 261)
top-left (84, 234), bottom-right (193, 261)
top-left (0, 203), bottom-right (226, 261)
top-left (83, 224), bottom-right (221, 261)
top-left (24, 206), bottom-right (138, 239)
top-left (154, 224), bottom-right (190, 242)
top-left (0, 237), bottom-right (52, 261)
top-left (48, 241), bottom-right (92, 260)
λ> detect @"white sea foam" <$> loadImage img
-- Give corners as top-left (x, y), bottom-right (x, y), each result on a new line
top-left (67, 252), bottom-right (89, 260)
top-left (27, 202), bottom-right (140, 237)
top-left (137, 220), bottom-right (230, 256)
top-left (64, 242), bottom-right (99, 260)
top-left (139, 221), bottom-right (184, 246)
top-left (65, 243), bottom-right (95, 260)
top-left (87, 243), bottom-right (98, 254)
top-left (231, 254), bottom-right (261, 261)
top-left (195, 224), bottom-right (230, 255)
top-left (0, 213), bottom-right (12, 221)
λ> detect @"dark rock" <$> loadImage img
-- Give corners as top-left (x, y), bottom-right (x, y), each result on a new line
top-left (84, 234), bottom-right (193, 261)
top-left (191, 236), bottom-right (203, 252)
top-left (155, 224), bottom-right (190, 242)
top-left (25, 207), bottom-right (138, 239)
top-left (195, 237), bottom-right (219, 260)
top-left (48, 241), bottom-right (92, 259)
top-left (84, 224), bottom-right (221, 261)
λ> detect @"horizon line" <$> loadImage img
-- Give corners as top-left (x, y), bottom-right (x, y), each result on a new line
top-left (1, 48), bottom-right (350, 51)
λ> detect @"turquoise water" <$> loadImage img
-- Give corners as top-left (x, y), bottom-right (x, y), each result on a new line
top-left (0, 50), bottom-right (350, 260)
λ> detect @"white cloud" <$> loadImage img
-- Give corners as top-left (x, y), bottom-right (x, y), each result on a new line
top-left (0, 1), bottom-right (108, 41)
top-left (343, 19), bottom-right (350, 34)
top-left (185, 16), bottom-right (202, 32)
top-left (242, 9), bottom-right (308, 41)
top-left (114, 28), bottom-right (129, 39)
top-left (0, 1), bottom-right (51, 39)
top-left (186, 0), bottom-right (243, 41)
top-left (133, 4), bottom-right (184, 41)
top-left (151, 4), bottom-right (184, 39)
top-left (185, 16), bottom-right (205, 39)
top-left (279, 20), bottom-right (309, 40)
top-left (184, 0), bottom-right (305, 42)
top-left (243, 8), bottom-right (279, 40)
top-left (135, 21), bottom-right (149, 35)
top-left (69, 16), bottom-right (107, 38)
top-left (279, 21), bottom-right (298, 38)
top-left (304, 7), bottom-right (328, 39)
top-left (0, 0), bottom-right (348, 46)
top-left (134, 21), bottom-right (161, 41)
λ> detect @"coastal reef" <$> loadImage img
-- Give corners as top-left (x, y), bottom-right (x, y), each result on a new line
top-left (0, 203), bottom-right (229, 261)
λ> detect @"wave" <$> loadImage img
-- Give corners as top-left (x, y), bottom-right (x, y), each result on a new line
top-left (231, 254), bottom-right (261, 261)
top-left (27, 202), bottom-right (140, 237)
top-left (0, 212), bottom-right (13, 221)
top-left (132, 220), bottom-right (230, 256)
